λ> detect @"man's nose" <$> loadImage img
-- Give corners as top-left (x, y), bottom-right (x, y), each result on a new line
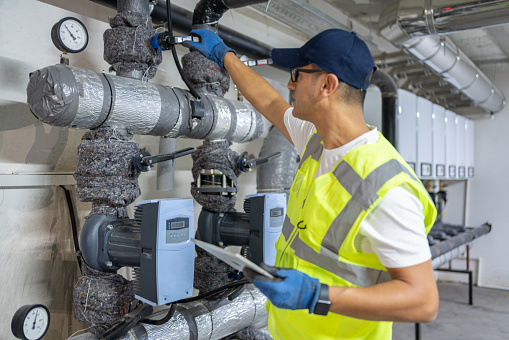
top-left (287, 79), bottom-right (296, 90)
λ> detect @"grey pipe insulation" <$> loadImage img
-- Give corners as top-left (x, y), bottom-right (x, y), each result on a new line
top-left (26, 64), bottom-right (264, 143)
top-left (90, 0), bottom-right (277, 63)
top-left (379, 0), bottom-right (508, 114)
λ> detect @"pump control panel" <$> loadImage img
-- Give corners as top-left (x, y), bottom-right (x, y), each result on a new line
top-left (245, 193), bottom-right (286, 266)
top-left (134, 198), bottom-right (195, 306)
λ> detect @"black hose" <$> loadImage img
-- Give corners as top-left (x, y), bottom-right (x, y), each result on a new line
top-left (167, 0), bottom-right (201, 100)
top-left (177, 279), bottom-right (250, 303)
top-left (141, 302), bottom-right (177, 325)
top-left (59, 185), bottom-right (82, 273)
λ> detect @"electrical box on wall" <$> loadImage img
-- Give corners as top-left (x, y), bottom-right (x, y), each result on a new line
top-left (456, 115), bottom-right (467, 179)
top-left (432, 104), bottom-right (446, 179)
top-left (445, 110), bottom-right (457, 179)
top-left (466, 118), bottom-right (475, 177)
top-left (417, 97), bottom-right (433, 179)
top-left (397, 89), bottom-right (417, 172)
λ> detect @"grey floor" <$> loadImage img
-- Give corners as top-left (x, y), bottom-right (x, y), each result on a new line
top-left (393, 281), bottom-right (509, 340)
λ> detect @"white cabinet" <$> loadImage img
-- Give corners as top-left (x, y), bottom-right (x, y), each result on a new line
top-left (445, 110), bottom-right (458, 179)
top-left (417, 97), bottom-right (433, 179)
top-left (432, 104), bottom-right (446, 178)
top-left (397, 89), bottom-right (417, 172)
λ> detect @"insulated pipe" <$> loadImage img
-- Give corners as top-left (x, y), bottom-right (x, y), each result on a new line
top-left (192, 0), bottom-right (268, 26)
top-left (370, 70), bottom-right (398, 148)
top-left (68, 286), bottom-right (268, 340)
top-left (256, 126), bottom-right (298, 197)
top-left (91, 0), bottom-right (276, 62)
top-left (429, 223), bottom-right (491, 260)
top-left (26, 64), bottom-right (264, 142)
top-left (379, 0), bottom-right (508, 113)
top-left (117, 0), bottom-right (149, 15)
top-left (139, 287), bottom-right (268, 340)
top-left (157, 137), bottom-right (177, 191)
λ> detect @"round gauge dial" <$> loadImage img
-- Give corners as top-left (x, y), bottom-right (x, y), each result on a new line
top-left (11, 304), bottom-right (50, 340)
top-left (51, 17), bottom-right (89, 53)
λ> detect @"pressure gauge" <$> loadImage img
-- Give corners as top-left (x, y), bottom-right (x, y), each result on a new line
top-left (11, 304), bottom-right (50, 340)
top-left (51, 17), bottom-right (89, 53)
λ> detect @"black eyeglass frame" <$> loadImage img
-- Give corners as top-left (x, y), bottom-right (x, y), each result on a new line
top-left (290, 68), bottom-right (326, 82)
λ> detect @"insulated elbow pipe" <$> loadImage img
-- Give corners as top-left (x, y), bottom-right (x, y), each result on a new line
top-left (192, 0), bottom-right (268, 26)
top-left (379, 0), bottom-right (508, 114)
top-left (371, 70), bottom-right (398, 148)
top-left (26, 64), bottom-right (264, 142)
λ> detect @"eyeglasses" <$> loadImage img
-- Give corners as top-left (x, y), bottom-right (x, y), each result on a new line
top-left (290, 68), bottom-right (326, 82)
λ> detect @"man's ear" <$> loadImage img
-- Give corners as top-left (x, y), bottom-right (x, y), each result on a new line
top-left (321, 73), bottom-right (340, 96)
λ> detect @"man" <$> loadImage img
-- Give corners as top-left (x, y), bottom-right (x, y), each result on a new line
top-left (188, 28), bottom-right (438, 339)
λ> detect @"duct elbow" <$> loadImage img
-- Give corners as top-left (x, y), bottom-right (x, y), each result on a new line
top-left (192, 0), bottom-right (229, 26)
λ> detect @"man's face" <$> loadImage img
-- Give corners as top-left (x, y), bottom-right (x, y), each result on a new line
top-left (287, 65), bottom-right (324, 122)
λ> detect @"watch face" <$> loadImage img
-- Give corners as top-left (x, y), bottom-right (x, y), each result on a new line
top-left (53, 17), bottom-right (88, 53)
top-left (23, 306), bottom-right (49, 339)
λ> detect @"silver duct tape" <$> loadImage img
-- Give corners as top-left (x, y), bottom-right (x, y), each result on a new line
top-left (167, 87), bottom-right (193, 138)
top-left (204, 95), bottom-right (236, 140)
top-left (70, 66), bottom-right (110, 129)
top-left (230, 101), bottom-right (264, 142)
top-left (148, 85), bottom-right (181, 136)
top-left (106, 75), bottom-right (162, 134)
top-left (27, 64), bottom-right (80, 126)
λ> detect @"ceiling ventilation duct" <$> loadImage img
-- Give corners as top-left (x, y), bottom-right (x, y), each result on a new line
top-left (379, 0), bottom-right (509, 114)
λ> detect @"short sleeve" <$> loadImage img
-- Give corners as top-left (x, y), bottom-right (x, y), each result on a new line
top-left (283, 107), bottom-right (316, 155)
top-left (359, 185), bottom-right (431, 268)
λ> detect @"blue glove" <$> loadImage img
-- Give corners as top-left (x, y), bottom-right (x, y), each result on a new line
top-left (244, 263), bottom-right (322, 313)
top-left (187, 29), bottom-right (236, 69)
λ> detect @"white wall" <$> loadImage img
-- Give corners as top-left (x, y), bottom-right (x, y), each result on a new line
top-left (0, 1), bottom-right (296, 337)
top-left (457, 68), bottom-right (509, 289)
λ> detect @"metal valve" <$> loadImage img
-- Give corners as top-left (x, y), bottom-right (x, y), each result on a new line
top-left (133, 147), bottom-right (195, 172)
top-left (237, 152), bottom-right (281, 172)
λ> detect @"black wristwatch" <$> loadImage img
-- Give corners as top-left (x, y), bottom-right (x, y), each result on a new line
top-left (313, 284), bottom-right (331, 316)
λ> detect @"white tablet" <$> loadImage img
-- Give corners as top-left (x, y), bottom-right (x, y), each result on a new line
top-left (192, 238), bottom-right (275, 279)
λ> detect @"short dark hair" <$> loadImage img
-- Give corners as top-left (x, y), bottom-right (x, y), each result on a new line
top-left (338, 81), bottom-right (366, 107)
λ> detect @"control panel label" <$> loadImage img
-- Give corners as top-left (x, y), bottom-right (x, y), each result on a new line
top-left (269, 207), bottom-right (285, 228)
top-left (166, 217), bottom-right (189, 244)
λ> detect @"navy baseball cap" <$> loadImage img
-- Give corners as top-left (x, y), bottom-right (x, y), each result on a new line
top-left (271, 29), bottom-right (376, 90)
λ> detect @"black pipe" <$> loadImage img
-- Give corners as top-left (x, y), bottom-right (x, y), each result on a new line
top-left (91, 0), bottom-right (274, 60)
top-left (370, 70), bottom-right (398, 148)
top-left (59, 185), bottom-right (82, 273)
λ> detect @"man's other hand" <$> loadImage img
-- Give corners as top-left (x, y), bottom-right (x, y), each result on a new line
top-left (244, 263), bottom-right (322, 313)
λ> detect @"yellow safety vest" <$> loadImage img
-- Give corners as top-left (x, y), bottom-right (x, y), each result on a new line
top-left (268, 131), bottom-right (437, 340)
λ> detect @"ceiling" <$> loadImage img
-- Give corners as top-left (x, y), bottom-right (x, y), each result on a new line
top-left (253, 0), bottom-right (509, 117)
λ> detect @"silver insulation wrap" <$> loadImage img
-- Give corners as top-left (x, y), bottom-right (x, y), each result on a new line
top-left (69, 286), bottom-right (269, 340)
top-left (140, 287), bottom-right (268, 340)
top-left (27, 65), bottom-right (263, 142)
top-left (257, 126), bottom-right (298, 195)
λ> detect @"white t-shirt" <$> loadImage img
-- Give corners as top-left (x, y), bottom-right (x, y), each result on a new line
top-left (284, 108), bottom-right (431, 268)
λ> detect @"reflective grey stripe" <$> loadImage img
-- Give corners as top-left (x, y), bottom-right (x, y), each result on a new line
top-left (292, 234), bottom-right (391, 286)
top-left (282, 215), bottom-right (293, 239)
top-left (287, 158), bottom-right (422, 286)
top-left (322, 159), bottom-right (418, 255)
top-left (300, 133), bottom-right (323, 163)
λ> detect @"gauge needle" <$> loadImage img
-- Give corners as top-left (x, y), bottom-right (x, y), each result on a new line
top-left (32, 310), bottom-right (39, 330)
top-left (65, 25), bottom-right (76, 41)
